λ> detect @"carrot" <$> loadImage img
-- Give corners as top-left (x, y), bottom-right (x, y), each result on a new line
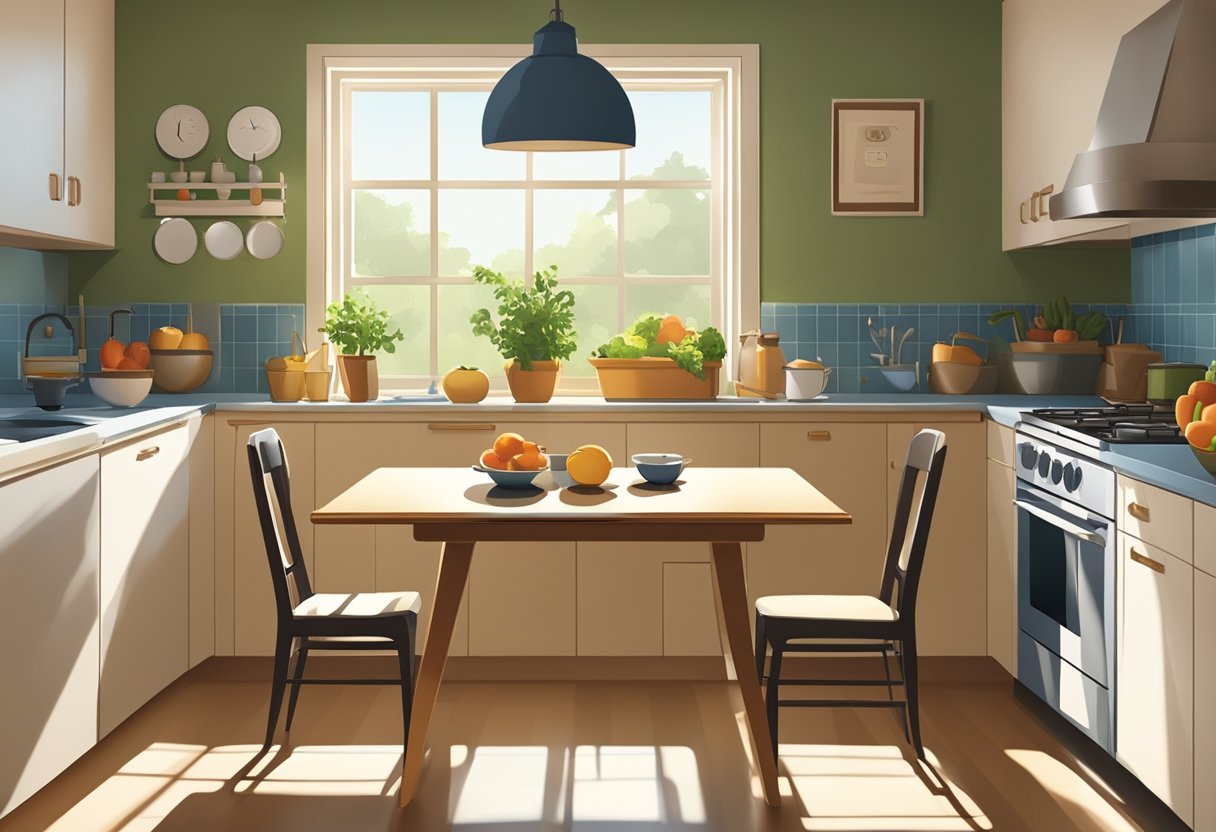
top-left (1052, 329), bottom-right (1079, 343)
top-left (1185, 420), bottom-right (1216, 452)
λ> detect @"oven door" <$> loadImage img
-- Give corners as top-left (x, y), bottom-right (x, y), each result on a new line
top-left (1015, 483), bottom-right (1115, 687)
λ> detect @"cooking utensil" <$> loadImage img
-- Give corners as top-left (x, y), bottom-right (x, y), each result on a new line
top-left (1146, 362), bottom-right (1205, 404)
top-left (784, 360), bottom-right (831, 400)
top-left (896, 327), bottom-right (914, 366)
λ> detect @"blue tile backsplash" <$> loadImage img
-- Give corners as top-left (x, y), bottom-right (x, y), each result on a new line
top-left (0, 302), bottom-right (304, 395)
top-left (1127, 224), bottom-right (1216, 366)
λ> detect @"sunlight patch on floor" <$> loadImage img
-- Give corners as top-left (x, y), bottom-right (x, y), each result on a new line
top-left (1005, 749), bottom-right (1140, 832)
top-left (234, 745), bottom-right (403, 796)
top-left (450, 746), bottom-right (549, 825)
top-left (780, 744), bottom-right (992, 832)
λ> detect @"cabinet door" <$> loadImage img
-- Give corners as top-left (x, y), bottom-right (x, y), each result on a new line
top-left (99, 425), bottom-right (190, 736)
top-left (0, 456), bottom-right (99, 819)
top-left (1197, 569), bottom-right (1216, 832)
top-left (63, 0), bottom-right (113, 246)
top-left (986, 458), bottom-right (1017, 674)
top-left (1116, 532), bottom-right (1193, 825)
top-left (887, 422), bottom-right (987, 655)
top-left (232, 422), bottom-right (315, 655)
top-left (188, 414), bottom-right (215, 668)
top-left (0, 0), bottom-right (65, 239)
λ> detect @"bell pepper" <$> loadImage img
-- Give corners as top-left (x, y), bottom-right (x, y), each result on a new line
top-left (1178, 394), bottom-right (1203, 429)
top-left (1203, 402), bottom-right (1216, 423)
top-left (1187, 379), bottom-right (1216, 406)
top-left (1185, 420), bottom-right (1216, 452)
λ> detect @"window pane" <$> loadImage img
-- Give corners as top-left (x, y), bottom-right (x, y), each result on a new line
top-left (438, 189), bottom-right (525, 276)
top-left (532, 149), bottom-right (620, 181)
top-left (360, 284), bottom-right (431, 377)
top-left (624, 284), bottom-right (712, 331)
top-left (625, 91), bottom-right (711, 180)
top-left (624, 189), bottom-right (710, 276)
top-left (437, 283), bottom-right (510, 381)
top-left (566, 284), bottom-right (619, 378)
top-left (353, 189), bottom-right (430, 277)
top-left (533, 190), bottom-right (617, 278)
top-left (439, 92), bottom-right (526, 181)
top-left (351, 91), bottom-right (429, 181)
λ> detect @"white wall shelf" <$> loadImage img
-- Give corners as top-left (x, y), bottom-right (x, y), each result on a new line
top-left (147, 173), bottom-right (286, 217)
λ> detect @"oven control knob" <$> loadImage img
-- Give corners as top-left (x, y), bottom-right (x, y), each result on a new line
top-left (1037, 452), bottom-right (1051, 478)
top-left (1064, 463), bottom-right (1082, 492)
top-left (1019, 443), bottom-right (1038, 470)
top-left (1051, 459), bottom-right (1064, 484)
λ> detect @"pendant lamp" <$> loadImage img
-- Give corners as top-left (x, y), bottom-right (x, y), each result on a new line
top-left (482, 0), bottom-right (635, 151)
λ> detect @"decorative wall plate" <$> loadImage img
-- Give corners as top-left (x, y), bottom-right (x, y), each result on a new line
top-left (204, 221), bottom-right (243, 260)
top-left (245, 220), bottom-right (284, 260)
top-left (227, 105), bottom-right (281, 162)
top-left (153, 218), bottom-right (198, 264)
top-left (155, 104), bottom-right (209, 159)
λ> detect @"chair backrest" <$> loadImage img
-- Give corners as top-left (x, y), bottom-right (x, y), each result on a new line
top-left (879, 429), bottom-right (948, 622)
top-left (247, 428), bottom-right (314, 623)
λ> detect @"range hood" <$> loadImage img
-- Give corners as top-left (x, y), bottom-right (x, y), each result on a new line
top-left (1050, 0), bottom-right (1216, 220)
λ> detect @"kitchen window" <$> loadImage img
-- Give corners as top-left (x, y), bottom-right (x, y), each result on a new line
top-left (307, 45), bottom-right (758, 392)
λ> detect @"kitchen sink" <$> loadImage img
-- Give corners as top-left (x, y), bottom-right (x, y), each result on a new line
top-left (0, 417), bottom-right (93, 443)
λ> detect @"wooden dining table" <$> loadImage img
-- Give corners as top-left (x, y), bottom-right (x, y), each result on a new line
top-left (311, 465), bottom-right (850, 808)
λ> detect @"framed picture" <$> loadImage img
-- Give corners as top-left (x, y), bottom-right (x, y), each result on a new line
top-left (831, 99), bottom-right (924, 216)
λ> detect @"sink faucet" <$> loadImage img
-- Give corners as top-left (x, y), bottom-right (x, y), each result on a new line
top-left (22, 312), bottom-right (84, 378)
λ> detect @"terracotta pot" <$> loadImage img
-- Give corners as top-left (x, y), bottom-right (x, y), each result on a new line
top-left (504, 359), bottom-right (560, 403)
top-left (337, 354), bottom-right (378, 402)
top-left (588, 358), bottom-right (721, 400)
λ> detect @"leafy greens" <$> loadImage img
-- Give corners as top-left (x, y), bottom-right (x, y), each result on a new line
top-left (595, 315), bottom-right (727, 379)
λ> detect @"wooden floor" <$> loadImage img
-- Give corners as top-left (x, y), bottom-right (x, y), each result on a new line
top-left (0, 659), bottom-right (1185, 832)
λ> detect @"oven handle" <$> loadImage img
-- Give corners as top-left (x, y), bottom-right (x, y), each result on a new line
top-left (1014, 495), bottom-right (1108, 546)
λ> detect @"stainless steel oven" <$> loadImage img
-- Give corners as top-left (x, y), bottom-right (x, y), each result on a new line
top-left (1013, 429), bottom-right (1116, 753)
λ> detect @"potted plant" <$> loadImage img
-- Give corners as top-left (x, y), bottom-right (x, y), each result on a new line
top-left (323, 291), bottom-right (404, 402)
top-left (590, 314), bottom-right (727, 400)
top-left (470, 265), bottom-right (577, 403)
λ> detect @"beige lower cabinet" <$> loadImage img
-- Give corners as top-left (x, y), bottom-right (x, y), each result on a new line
top-left (1116, 532), bottom-right (1193, 826)
top-left (986, 423), bottom-right (1018, 674)
top-left (886, 422), bottom-right (987, 655)
top-left (231, 422), bottom-right (316, 655)
top-left (1196, 567), bottom-right (1216, 832)
top-left (99, 424), bottom-right (190, 737)
top-left (187, 414), bottom-right (215, 668)
top-left (0, 456), bottom-right (100, 819)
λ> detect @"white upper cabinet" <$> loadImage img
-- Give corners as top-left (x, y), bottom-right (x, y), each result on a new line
top-left (0, 0), bottom-right (113, 250)
top-left (1002, 0), bottom-right (1167, 250)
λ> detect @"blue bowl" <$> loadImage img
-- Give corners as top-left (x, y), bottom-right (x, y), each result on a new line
top-left (631, 453), bottom-right (690, 485)
top-left (472, 464), bottom-right (545, 489)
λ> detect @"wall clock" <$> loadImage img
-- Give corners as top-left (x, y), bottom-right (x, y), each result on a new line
top-left (155, 104), bottom-right (209, 159)
top-left (227, 105), bottom-right (281, 162)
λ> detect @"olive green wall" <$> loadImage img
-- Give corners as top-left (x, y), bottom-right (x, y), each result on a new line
top-left (69, 0), bottom-right (1129, 305)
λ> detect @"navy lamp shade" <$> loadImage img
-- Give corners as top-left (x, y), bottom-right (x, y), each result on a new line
top-left (482, 4), bottom-right (635, 151)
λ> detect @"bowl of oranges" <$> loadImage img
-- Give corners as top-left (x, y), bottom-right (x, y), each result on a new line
top-left (1176, 369), bottom-right (1216, 477)
top-left (475, 432), bottom-right (549, 488)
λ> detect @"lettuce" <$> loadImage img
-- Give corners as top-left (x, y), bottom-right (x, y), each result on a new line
top-left (595, 314), bottom-right (727, 379)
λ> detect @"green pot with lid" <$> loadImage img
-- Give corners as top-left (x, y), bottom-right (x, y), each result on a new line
top-left (1146, 362), bottom-right (1206, 404)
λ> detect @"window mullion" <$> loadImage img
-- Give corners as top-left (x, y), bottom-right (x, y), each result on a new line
top-left (525, 151), bottom-right (534, 286)
top-left (429, 89), bottom-right (440, 381)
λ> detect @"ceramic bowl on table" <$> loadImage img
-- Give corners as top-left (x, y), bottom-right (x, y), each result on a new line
top-left (86, 370), bottom-right (153, 407)
top-left (472, 464), bottom-right (547, 489)
top-left (632, 453), bottom-right (690, 485)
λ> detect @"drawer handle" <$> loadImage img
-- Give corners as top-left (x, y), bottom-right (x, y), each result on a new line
top-left (427, 423), bottom-right (496, 432)
top-left (806, 430), bottom-right (832, 441)
top-left (1037, 184), bottom-right (1054, 220)
top-left (1127, 502), bottom-right (1150, 522)
top-left (48, 172), bottom-right (61, 202)
top-left (137, 445), bottom-right (161, 460)
top-left (1019, 199), bottom-right (1029, 224)
top-left (1029, 191), bottom-right (1041, 222)
top-left (1130, 547), bottom-right (1164, 574)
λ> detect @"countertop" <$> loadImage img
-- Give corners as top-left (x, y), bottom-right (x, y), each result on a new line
top-left (5, 391), bottom-right (1214, 507)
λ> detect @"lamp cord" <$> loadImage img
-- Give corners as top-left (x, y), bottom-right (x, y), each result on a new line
top-left (550, 0), bottom-right (563, 21)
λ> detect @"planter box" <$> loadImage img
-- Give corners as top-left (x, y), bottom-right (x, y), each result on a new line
top-left (589, 358), bottom-right (722, 400)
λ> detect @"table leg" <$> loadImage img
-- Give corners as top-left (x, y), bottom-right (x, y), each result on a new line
top-left (711, 541), bottom-right (780, 808)
top-left (399, 539), bottom-right (475, 807)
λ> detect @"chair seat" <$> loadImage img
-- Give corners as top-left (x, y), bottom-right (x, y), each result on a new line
top-left (755, 594), bottom-right (898, 622)
top-left (294, 591), bottom-right (422, 619)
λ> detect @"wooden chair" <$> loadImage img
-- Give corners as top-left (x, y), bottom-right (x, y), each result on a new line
top-left (247, 428), bottom-right (420, 754)
top-left (754, 428), bottom-right (948, 760)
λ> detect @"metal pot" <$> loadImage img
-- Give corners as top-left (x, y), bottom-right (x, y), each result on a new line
top-left (1145, 362), bottom-right (1205, 404)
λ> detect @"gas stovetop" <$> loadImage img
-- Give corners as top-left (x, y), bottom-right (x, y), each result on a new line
top-left (1020, 403), bottom-right (1185, 448)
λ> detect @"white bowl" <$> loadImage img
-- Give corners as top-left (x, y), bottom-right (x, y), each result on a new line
top-left (785, 367), bottom-right (831, 400)
top-left (87, 371), bottom-right (153, 407)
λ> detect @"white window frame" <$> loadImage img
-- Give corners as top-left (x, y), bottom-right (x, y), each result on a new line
top-left (306, 43), bottom-right (758, 393)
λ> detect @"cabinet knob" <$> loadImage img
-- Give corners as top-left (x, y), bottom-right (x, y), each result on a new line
top-left (890, 460), bottom-right (897, 470)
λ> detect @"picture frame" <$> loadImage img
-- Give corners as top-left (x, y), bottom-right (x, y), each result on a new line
top-left (831, 99), bottom-right (924, 216)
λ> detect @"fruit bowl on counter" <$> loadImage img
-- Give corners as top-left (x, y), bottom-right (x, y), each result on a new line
top-left (86, 370), bottom-right (153, 407)
top-left (476, 432), bottom-right (548, 488)
top-left (148, 324), bottom-right (212, 393)
top-left (1177, 366), bottom-right (1216, 477)
top-left (929, 332), bottom-right (998, 395)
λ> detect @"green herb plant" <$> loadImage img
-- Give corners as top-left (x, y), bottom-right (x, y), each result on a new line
top-left (323, 291), bottom-right (405, 356)
top-left (595, 314), bottom-right (728, 379)
top-left (469, 265), bottom-right (577, 370)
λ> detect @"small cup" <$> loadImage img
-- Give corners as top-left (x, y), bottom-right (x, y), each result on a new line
top-left (547, 453), bottom-right (575, 488)
top-left (170, 170), bottom-right (188, 184)
top-left (632, 453), bottom-right (690, 485)
top-left (216, 188), bottom-right (232, 200)
top-left (150, 171), bottom-right (166, 183)
top-left (189, 171), bottom-right (205, 183)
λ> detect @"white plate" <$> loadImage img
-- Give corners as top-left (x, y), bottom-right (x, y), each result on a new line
top-left (227, 105), bottom-right (281, 162)
top-left (204, 221), bottom-right (243, 260)
top-left (246, 220), bottom-right (284, 260)
top-left (153, 218), bottom-right (197, 264)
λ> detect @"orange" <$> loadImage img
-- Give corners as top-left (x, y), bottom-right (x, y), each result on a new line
top-left (567, 444), bottom-right (612, 486)
top-left (480, 449), bottom-right (509, 470)
top-left (1052, 329), bottom-right (1079, 343)
top-left (493, 432), bottom-right (525, 459)
top-left (125, 341), bottom-right (151, 368)
top-left (656, 314), bottom-right (687, 346)
top-left (116, 357), bottom-right (143, 370)
top-left (179, 332), bottom-right (210, 351)
top-left (100, 338), bottom-right (126, 369)
top-left (149, 326), bottom-right (184, 350)
top-left (509, 442), bottom-right (548, 470)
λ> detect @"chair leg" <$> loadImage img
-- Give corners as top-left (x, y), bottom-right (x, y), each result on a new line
top-left (262, 632), bottom-right (292, 752)
top-left (766, 638), bottom-right (785, 761)
top-left (880, 643), bottom-right (894, 701)
top-left (754, 611), bottom-right (768, 684)
top-left (395, 617), bottom-right (418, 752)
top-left (899, 634), bottom-right (924, 758)
top-left (284, 640), bottom-right (309, 732)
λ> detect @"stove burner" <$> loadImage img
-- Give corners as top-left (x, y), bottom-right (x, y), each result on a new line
top-left (1027, 403), bottom-right (1185, 445)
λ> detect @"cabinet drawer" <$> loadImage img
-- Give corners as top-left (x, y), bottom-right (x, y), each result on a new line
top-left (986, 421), bottom-right (1015, 467)
top-left (1195, 501), bottom-right (1216, 578)
top-left (1118, 475), bottom-right (1193, 563)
